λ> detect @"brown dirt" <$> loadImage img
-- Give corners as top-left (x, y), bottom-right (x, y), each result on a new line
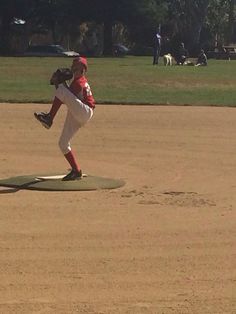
top-left (0, 103), bottom-right (236, 314)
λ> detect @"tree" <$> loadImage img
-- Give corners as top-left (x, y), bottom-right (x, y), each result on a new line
top-left (227, 0), bottom-right (235, 44)
top-left (122, 0), bottom-right (168, 48)
top-left (0, 0), bottom-right (34, 54)
top-left (28, 0), bottom-right (77, 44)
top-left (205, 0), bottom-right (234, 47)
top-left (1, 0), bottom-right (234, 56)
top-left (166, 0), bottom-right (210, 53)
top-left (82, 0), bottom-right (166, 55)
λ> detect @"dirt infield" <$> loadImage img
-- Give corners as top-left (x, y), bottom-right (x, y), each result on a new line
top-left (0, 103), bottom-right (235, 314)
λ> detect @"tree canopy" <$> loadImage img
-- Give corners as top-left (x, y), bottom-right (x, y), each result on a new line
top-left (0, 0), bottom-right (235, 55)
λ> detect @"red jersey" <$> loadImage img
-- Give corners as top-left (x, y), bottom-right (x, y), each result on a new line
top-left (70, 76), bottom-right (95, 109)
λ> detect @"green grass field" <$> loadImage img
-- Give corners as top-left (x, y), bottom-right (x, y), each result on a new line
top-left (0, 56), bottom-right (236, 106)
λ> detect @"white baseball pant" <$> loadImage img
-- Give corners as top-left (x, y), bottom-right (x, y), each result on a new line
top-left (54, 84), bottom-right (93, 154)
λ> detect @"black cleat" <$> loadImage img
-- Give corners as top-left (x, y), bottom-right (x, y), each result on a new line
top-left (62, 169), bottom-right (82, 181)
top-left (34, 112), bottom-right (52, 129)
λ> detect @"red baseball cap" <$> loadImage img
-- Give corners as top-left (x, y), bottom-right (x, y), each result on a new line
top-left (72, 56), bottom-right (88, 70)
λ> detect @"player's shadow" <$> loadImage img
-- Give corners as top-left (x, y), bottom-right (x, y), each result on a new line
top-left (0, 180), bottom-right (40, 194)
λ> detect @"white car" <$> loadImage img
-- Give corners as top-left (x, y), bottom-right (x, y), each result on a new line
top-left (23, 44), bottom-right (80, 57)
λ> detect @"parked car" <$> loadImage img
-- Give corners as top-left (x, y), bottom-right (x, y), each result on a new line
top-left (23, 44), bottom-right (80, 57)
top-left (112, 44), bottom-right (130, 57)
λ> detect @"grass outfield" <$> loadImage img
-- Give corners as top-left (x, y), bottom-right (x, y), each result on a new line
top-left (0, 56), bottom-right (236, 106)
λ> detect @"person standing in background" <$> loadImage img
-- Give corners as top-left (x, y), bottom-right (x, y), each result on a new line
top-left (153, 30), bottom-right (162, 65)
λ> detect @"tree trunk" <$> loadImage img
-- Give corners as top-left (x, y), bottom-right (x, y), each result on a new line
top-left (187, 20), bottom-right (204, 53)
top-left (184, 0), bottom-right (210, 54)
top-left (0, 15), bottom-right (12, 55)
top-left (226, 0), bottom-right (235, 44)
top-left (103, 19), bottom-right (113, 56)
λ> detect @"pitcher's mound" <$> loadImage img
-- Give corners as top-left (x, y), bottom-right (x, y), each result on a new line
top-left (0, 174), bottom-right (125, 191)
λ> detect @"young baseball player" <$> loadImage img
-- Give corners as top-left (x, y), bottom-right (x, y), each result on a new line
top-left (34, 57), bottom-right (95, 181)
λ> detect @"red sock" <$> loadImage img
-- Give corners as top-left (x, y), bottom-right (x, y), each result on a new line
top-left (64, 150), bottom-right (80, 171)
top-left (49, 97), bottom-right (62, 120)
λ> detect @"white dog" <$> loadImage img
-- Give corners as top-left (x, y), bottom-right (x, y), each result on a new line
top-left (163, 53), bottom-right (173, 66)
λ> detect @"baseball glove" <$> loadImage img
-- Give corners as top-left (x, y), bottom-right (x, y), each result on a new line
top-left (50, 68), bottom-right (73, 85)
